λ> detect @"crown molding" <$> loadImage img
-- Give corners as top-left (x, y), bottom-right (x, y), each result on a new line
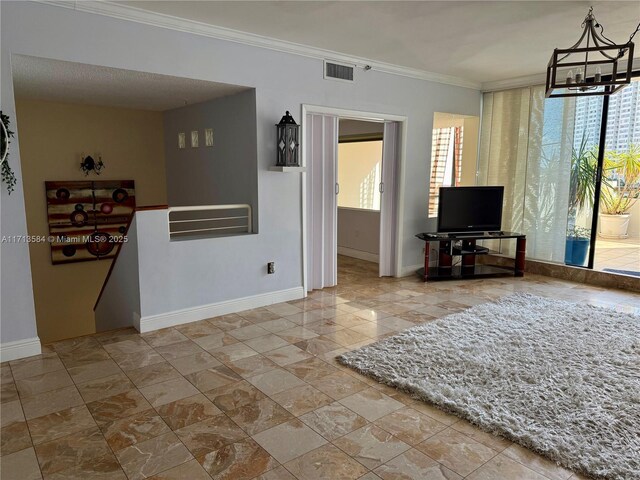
top-left (481, 73), bottom-right (547, 92)
top-left (35, 0), bottom-right (481, 90)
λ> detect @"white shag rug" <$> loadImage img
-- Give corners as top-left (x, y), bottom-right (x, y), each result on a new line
top-left (337, 293), bottom-right (640, 480)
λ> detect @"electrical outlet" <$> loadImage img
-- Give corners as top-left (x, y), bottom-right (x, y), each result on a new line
top-left (267, 262), bottom-right (275, 274)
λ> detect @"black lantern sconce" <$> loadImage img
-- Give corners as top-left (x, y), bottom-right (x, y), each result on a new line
top-left (276, 111), bottom-right (300, 167)
top-left (80, 154), bottom-right (105, 176)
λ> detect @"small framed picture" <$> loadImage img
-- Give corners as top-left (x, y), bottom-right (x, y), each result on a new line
top-left (177, 133), bottom-right (186, 149)
top-left (205, 128), bottom-right (214, 147)
top-left (191, 130), bottom-right (199, 148)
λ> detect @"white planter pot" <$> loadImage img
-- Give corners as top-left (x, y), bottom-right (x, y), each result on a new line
top-left (598, 213), bottom-right (631, 239)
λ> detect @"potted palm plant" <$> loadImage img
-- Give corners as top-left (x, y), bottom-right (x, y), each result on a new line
top-left (566, 135), bottom-right (597, 266)
top-left (599, 145), bottom-right (640, 238)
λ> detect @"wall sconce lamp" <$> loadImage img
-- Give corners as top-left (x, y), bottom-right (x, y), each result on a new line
top-left (276, 111), bottom-right (301, 167)
top-left (80, 154), bottom-right (105, 176)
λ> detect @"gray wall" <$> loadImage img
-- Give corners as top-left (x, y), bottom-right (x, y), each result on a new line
top-left (338, 208), bottom-right (380, 259)
top-left (163, 90), bottom-right (259, 230)
top-left (1, 1), bottom-right (481, 349)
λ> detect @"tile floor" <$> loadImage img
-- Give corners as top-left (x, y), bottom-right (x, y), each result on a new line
top-left (2, 256), bottom-right (639, 480)
top-left (594, 236), bottom-right (640, 274)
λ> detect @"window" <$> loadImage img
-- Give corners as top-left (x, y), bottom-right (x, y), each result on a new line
top-left (337, 140), bottom-right (382, 210)
top-left (428, 126), bottom-right (463, 217)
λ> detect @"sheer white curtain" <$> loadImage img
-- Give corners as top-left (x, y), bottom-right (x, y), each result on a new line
top-left (478, 86), bottom-right (574, 261)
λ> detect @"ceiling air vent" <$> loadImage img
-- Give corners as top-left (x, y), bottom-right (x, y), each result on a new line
top-left (324, 60), bottom-right (354, 83)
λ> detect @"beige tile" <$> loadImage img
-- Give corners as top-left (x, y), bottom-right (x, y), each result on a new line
top-left (1, 421), bottom-right (32, 456)
top-left (295, 337), bottom-right (342, 355)
top-left (77, 372), bottom-right (135, 403)
top-left (66, 359), bottom-right (121, 384)
top-left (1, 381), bottom-right (19, 404)
top-left (101, 409), bottom-right (171, 451)
top-left (247, 368), bottom-right (306, 396)
top-left (237, 308), bottom-right (281, 323)
top-left (197, 438), bottom-right (277, 480)
top-left (284, 356), bottom-right (338, 382)
top-left (10, 354), bottom-right (65, 380)
top-left (207, 314), bottom-right (253, 332)
top-left (264, 345), bottom-right (313, 366)
top-left (147, 459), bottom-right (210, 480)
top-left (193, 332), bottom-right (239, 351)
top-left (209, 343), bottom-right (259, 363)
top-left (229, 324), bottom-right (271, 341)
top-left (21, 386), bottom-right (84, 420)
top-left (309, 371), bottom-right (369, 400)
top-left (204, 380), bottom-right (267, 412)
top-left (27, 405), bottom-right (96, 445)
top-left (271, 384), bottom-right (333, 416)
top-left (176, 321), bottom-right (223, 340)
top-left (374, 448), bottom-right (462, 480)
top-left (115, 432), bottom-right (193, 480)
top-left (58, 347), bottom-right (112, 369)
top-left (450, 419), bottom-right (512, 452)
top-left (226, 397), bottom-right (293, 435)
top-left (299, 402), bottom-right (368, 440)
top-left (338, 388), bottom-right (404, 421)
top-left (225, 354), bottom-right (279, 378)
top-left (43, 457), bottom-right (126, 480)
top-left (265, 303), bottom-right (302, 317)
top-left (34, 426), bottom-right (114, 475)
top-left (466, 454), bottom-right (550, 480)
top-left (167, 351), bottom-right (221, 375)
top-left (184, 365), bottom-right (241, 392)
top-left (284, 444), bottom-right (368, 480)
top-left (252, 418), bottom-right (327, 463)
top-left (503, 444), bottom-right (573, 480)
top-left (125, 362), bottom-right (181, 388)
top-left (333, 424), bottom-right (410, 469)
top-left (175, 413), bottom-right (247, 457)
top-left (156, 393), bottom-right (222, 430)
top-left (103, 338), bottom-right (153, 356)
top-left (111, 350), bottom-right (165, 371)
top-left (0, 447), bottom-right (42, 480)
top-left (416, 428), bottom-right (498, 476)
top-left (374, 407), bottom-right (447, 445)
top-left (1, 399), bottom-right (25, 428)
top-left (243, 333), bottom-right (290, 353)
top-left (15, 369), bottom-right (73, 398)
top-left (253, 465), bottom-right (297, 480)
top-left (258, 318), bottom-right (298, 333)
top-left (139, 377), bottom-right (200, 408)
top-left (155, 340), bottom-right (205, 361)
top-left (87, 390), bottom-right (152, 426)
top-left (407, 401), bottom-right (460, 426)
top-left (277, 326), bottom-right (319, 343)
top-left (141, 328), bottom-right (188, 348)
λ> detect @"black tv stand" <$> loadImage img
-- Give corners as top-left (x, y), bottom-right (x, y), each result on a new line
top-left (415, 231), bottom-right (526, 281)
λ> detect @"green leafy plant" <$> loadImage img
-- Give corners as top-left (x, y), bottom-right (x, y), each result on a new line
top-left (1, 111), bottom-right (17, 195)
top-left (568, 133), bottom-right (598, 216)
top-left (600, 145), bottom-right (640, 215)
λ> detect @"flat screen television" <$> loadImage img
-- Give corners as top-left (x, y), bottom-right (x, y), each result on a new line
top-left (437, 186), bottom-right (504, 233)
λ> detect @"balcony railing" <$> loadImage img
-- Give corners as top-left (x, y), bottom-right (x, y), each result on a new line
top-left (168, 204), bottom-right (252, 239)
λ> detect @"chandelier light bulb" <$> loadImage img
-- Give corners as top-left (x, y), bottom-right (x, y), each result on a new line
top-left (575, 67), bottom-right (583, 83)
top-left (594, 66), bottom-right (602, 83)
top-left (566, 70), bottom-right (574, 84)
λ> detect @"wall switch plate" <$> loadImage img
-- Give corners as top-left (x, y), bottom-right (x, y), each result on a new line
top-left (267, 262), bottom-right (275, 274)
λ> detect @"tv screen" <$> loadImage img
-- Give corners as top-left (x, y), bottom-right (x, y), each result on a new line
top-left (437, 186), bottom-right (504, 233)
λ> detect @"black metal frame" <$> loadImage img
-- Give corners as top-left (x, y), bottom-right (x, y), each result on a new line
top-left (545, 8), bottom-right (635, 98)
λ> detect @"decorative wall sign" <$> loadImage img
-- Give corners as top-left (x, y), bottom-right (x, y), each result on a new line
top-left (178, 132), bottom-right (186, 149)
top-left (205, 128), bottom-right (214, 147)
top-left (45, 180), bottom-right (135, 264)
top-left (191, 130), bottom-right (199, 148)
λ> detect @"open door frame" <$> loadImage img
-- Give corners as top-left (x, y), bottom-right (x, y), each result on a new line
top-left (301, 104), bottom-right (408, 294)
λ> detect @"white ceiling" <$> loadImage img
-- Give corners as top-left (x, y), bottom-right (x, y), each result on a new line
top-left (118, 0), bottom-right (640, 85)
top-left (12, 55), bottom-right (250, 111)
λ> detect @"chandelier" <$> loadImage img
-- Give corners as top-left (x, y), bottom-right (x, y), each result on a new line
top-left (546, 7), bottom-right (639, 98)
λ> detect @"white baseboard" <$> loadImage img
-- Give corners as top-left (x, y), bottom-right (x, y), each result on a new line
top-left (337, 246), bottom-right (379, 263)
top-left (0, 337), bottom-right (42, 362)
top-left (399, 263), bottom-right (423, 277)
top-left (139, 286), bottom-right (305, 333)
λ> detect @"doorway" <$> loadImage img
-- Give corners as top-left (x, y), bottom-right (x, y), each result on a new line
top-left (336, 120), bottom-right (384, 267)
top-left (302, 106), bottom-right (406, 293)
